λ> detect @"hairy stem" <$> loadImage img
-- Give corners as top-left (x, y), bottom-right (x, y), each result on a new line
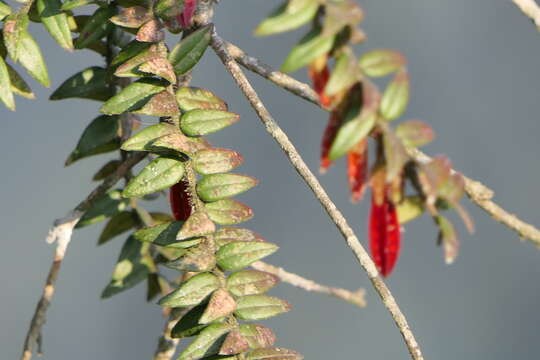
top-left (211, 31), bottom-right (424, 360)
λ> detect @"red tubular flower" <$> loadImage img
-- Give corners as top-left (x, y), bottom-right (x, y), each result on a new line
top-left (180, 0), bottom-right (197, 28)
top-left (169, 179), bottom-right (192, 221)
top-left (320, 111), bottom-right (341, 173)
top-left (308, 63), bottom-right (333, 108)
top-left (347, 138), bottom-right (368, 202)
top-left (369, 188), bottom-right (401, 277)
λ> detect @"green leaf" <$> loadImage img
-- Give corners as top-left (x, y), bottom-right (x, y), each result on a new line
top-left (176, 87), bottom-right (228, 112)
top-left (324, 49), bottom-right (358, 96)
top-left (114, 42), bottom-right (168, 77)
top-left (6, 63), bottom-right (34, 99)
top-left (219, 329), bottom-right (250, 356)
top-left (50, 66), bottom-right (114, 101)
top-left (193, 149), bottom-right (243, 176)
top-left (246, 348), bottom-right (302, 360)
top-left (380, 69), bottom-right (409, 121)
top-left (0, 56), bottom-right (14, 110)
top-left (382, 129), bottom-right (409, 182)
top-left (171, 302), bottom-right (211, 338)
top-left (177, 211), bottom-right (216, 240)
top-left (217, 241), bottom-right (278, 271)
top-left (61, 0), bottom-right (94, 11)
top-left (178, 323), bottom-right (232, 360)
top-left (234, 295), bottom-right (291, 321)
top-left (227, 270), bottom-right (279, 297)
top-left (435, 215), bottom-right (459, 265)
top-left (168, 24), bottom-right (212, 75)
top-left (255, 1), bottom-right (319, 36)
top-left (132, 90), bottom-right (180, 117)
top-left (158, 272), bottom-right (220, 307)
top-left (205, 200), bottom-right (253, 225)
top-left (123, 156), bottom-right (185, 198)
top-left (359, 49), bottom-right (406, 78)
top-left (74, 7), bottom-right (115, 49)
top-left (102, 236), bottom-right (154, 298)
top-left (37, 0), bottom-right (74, 51)
top-left (199, 288), bottom-right (237, 324)
top-left (239, 324), bottom-right (276, 350)
top-left (138, 56), bottom-right (176, 83)
top-left (214, 227), bottom-right (264, 247)
top-left (98, 211), bottom-right (138, 245)
top-left (135, 221), bottom-right (201, 249)
top-left (281, 27), bottom-right (334, 73)
top-left (0, 1), bottom-right (11, 21)
top-left (110, 6), bottom-right (152, 28)
top-left (166, 239), bottom-right (216, 272)
top-left (65, 115), bottom-right (121, 166)
top-left (92, 159), bottom-right (121, 181)
top-left (181, 109), bottom-right (240, 136)
top-left (397, 196), bottom-right (424, 224)
top-left (111, 40), bottom-right (153, 66)
top-left (395, 120), bottom-right (434, 148)
top-left (197, 174), bottom-right (257, 202)
top-left (4, 14), bottom-right (50, 86)
top-left (100, 78), bottom-right (167, 114)
top-left (121, 123), bottom-right (175, 151)
top-left (3, 13), bottom-right (29, 63)
top-left (328, 104), bottom-right (376, 161)
top-left (77, 189), bottom-right (128, 228)
top-left (154, 0), bottom-right (184, 24)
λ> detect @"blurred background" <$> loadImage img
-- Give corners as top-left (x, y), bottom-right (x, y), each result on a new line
top-left (2, 0), bottom-right (540, 358)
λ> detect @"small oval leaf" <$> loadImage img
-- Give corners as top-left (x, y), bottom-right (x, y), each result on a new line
top-left (181, 109), bottom-right (240, 136)
top-left (234, 295), bottom-right (291, 321)
top-left (123, 156), bottom-right (185, 198)
top-left (158, 272), bottom-right (220, 307)
top-left (217, 241), bottom-right (278, 271)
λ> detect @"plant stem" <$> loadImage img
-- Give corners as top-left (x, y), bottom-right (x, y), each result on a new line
top-left (211, 30), bottom-right (424, 360)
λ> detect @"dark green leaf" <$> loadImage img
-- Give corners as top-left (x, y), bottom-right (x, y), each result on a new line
top-left (65, 115), bottom-right (120, 166)
top-left (98, 211), bottom-right (137, 245)
top-left (178, 323), bottom-right (232, 360)
top-left (50, 66), bottom-right (113, 101)
top-left (181, 109), bottom-right (240, 136)
top-left (234, 295), bottom-right (291, 321)
top-left (77, 189), bottom-right (128, 228)
top-left (111, 39), bottom-right (153, 66)
top-left (74, 7), bottom-right (115, 49)
top-left (37, 0), bottom-right (74, 51)
top-left (6, 63), bottom-right (34, 99)
top-left (281, 27), bottom-right (334, 73)
top-left (205, 200), bottom-right (253, 225)
top-left (217, 241), bottom-right (278, 271)
top-left (197, 174), bottom-right (257, 202)
top-left (176, 87), bottom-right (227, 112)
top-left (168, 24), bottom-right (212, 75)
top-left (255, 1), bottom-right (319, 36)
top-left (101, 236), bottom-right (155, 298)
top-left (171, 302), bottom-right (210, 338)
top-left (123, 156), bottom-right (185, 198)
top-left (158, 272), bottom-right (220, 307)
top-left (227, 270), bottom-right (279, 297)
top-left (100, 78), bottom-right (167, 114)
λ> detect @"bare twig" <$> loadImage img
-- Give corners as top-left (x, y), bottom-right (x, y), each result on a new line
top-left (512, 0), bottom-right (540, 29)
top-left (21, 152), bottom-right (146, 360)
top-left (226, 40), bottom-right (540, 248)
top-left (211, 31), bottom-right (424, 360)
top-left (153, 309), bottom-right (184, 360)
top-left (251, 261), bottom-right (366, 307)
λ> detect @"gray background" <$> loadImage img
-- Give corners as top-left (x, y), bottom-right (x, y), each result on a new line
top-left (2, 0), bottom-right (540, 359)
